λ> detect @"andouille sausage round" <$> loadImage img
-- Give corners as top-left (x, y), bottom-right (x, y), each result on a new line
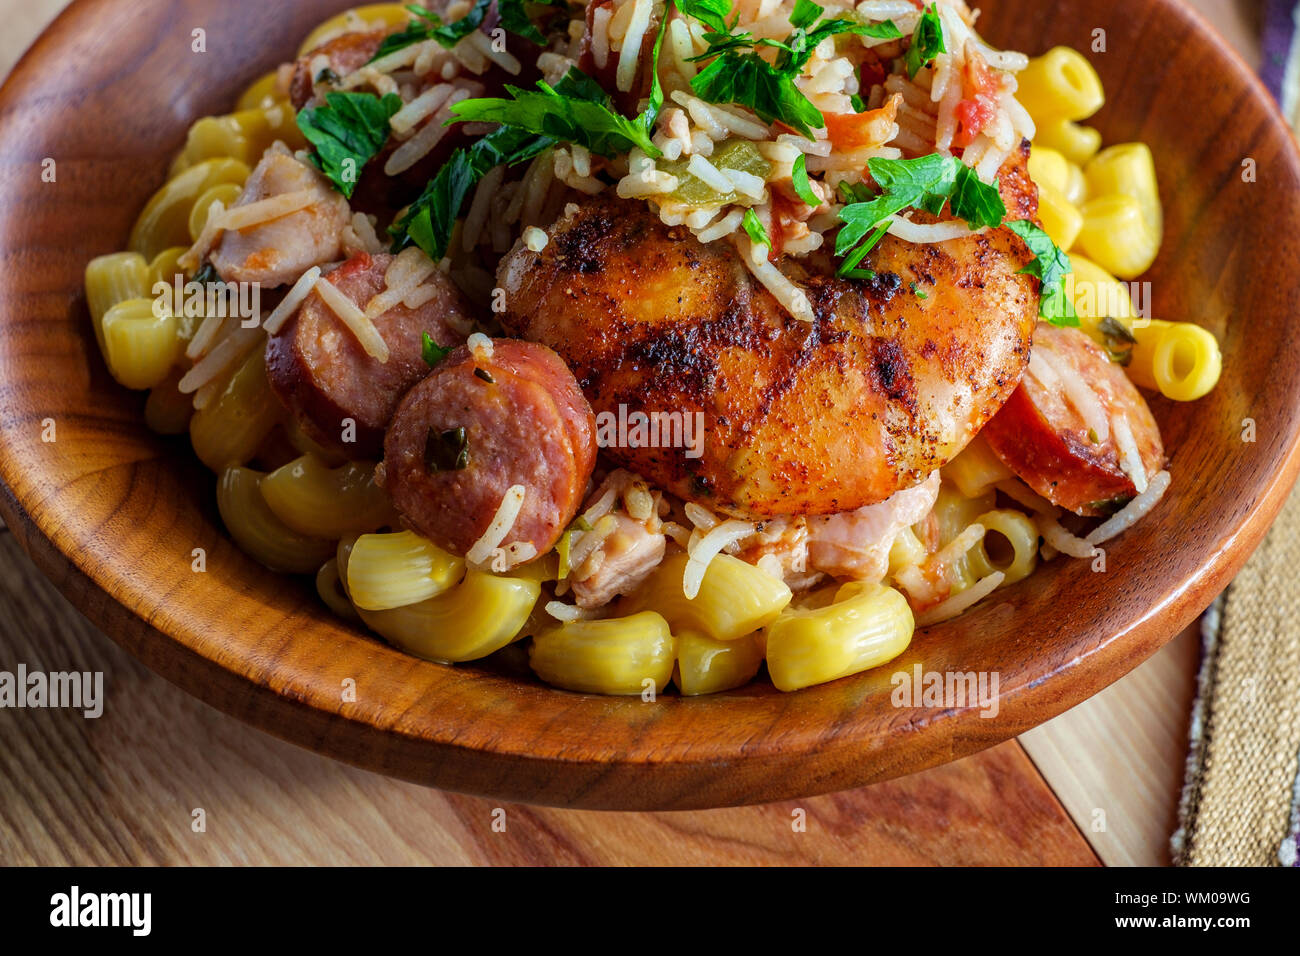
top-left (382, 339), bottom-right (598, 563)
top-left (266, 253), bottom-right (472, 459)
top-left (982, 322), bottom-right (1165, 516)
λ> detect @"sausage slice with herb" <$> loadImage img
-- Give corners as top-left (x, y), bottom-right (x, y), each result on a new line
top-left (982, 322), bottom-right (1165, 516)
top-left (266, 253), bottom-right (472, 459)
top-left (382, 339), bottom-right (598, 566)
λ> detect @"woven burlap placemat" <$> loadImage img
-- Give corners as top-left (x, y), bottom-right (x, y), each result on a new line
top-left (1172, 485), bottom-right (1300, 866)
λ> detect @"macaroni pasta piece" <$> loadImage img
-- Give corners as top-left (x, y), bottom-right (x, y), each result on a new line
top-left (217, 465), bottom-right (336, 573)
top-left (624, 552), bottom-right (792, 642)
top-left (530, 612), bottom-right (677, 695)
top-left (345, 529), bottom-right (465, 611)
top-left (260, 455), bottom-right (394, 539)
top-left (189, 347), bottom-right (278, 470)
top-left (765, 582), bottom-right (914, 693)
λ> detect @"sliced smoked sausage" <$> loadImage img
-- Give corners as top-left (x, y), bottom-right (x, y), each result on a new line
top-left (383, 339), bottom-right (598, 565)
top-left (266, 253), bottom-right (472, 459)
top-left (982, 322), bottom-right (1165, 516)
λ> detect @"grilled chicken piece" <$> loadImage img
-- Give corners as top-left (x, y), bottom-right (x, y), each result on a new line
top-left (497, 145), bottom-right (1040, 519)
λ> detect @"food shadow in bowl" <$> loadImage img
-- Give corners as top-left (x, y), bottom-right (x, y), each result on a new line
top-left (0, 0), bottom-right (1297, 809)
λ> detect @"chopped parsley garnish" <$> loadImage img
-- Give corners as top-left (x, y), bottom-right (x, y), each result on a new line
top-left (911, 282), bottom-right (928, 299)
top-left (791, 154), bottom-right (820, 207)
top-left (296, 91), bottom-right (402, 198)
top-left (449, 70), bottom-right (660, 159)
top-left (1006, 220), bottom-right (1079, 326)
top-left (391, 67), bottom-right (608, 260)
top-left (905, 3), bottom-right (946, 79)
top-left (682, 0), bottom-right (901, 137)
top-left (314, 67), bottom-right (340, 85)
top-left (421, 331), bottom-right (453, 367)
top-left (835, 154), bottom-right (1005, 277)
top-left (394, 11), bottom-right (672, 261)
top-left (742, 208), bottom-right (771, 249)
top-left (1098, 316), bottom-right (1137, 365)
top-left (192, 262), bottom-right (218, 286)
top-left (369, 1), bottom-right (491, 62)
top-left (834, 156), bottom-right (1074, 324)
top-left (425, 426), bottom-right (469, 472)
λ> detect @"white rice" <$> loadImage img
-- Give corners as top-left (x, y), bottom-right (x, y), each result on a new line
top-left (177, 322), bottom-right (263, 394)
top-left (384, 87), bottom-right (474, 175)
top-left (684, 519), bottom-right (756, 599)
top-left (916, 572), bottom-right (1005, 627)
top-left (467, 485), bottom-right (526, 566)
top-left (313, 276), bottom-right (389, 362)
top-left (1086, 471), bottom-right (1172, 545)
top-left (263, 266), bottom-right (321, 335)
top-left (617, 0), bottom-right (654, 93)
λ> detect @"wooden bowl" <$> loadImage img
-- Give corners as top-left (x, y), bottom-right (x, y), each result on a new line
top-left (1, 0), bottom-right (1297, 811)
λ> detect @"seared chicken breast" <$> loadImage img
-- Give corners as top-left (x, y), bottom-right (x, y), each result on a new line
top-left (497, 145), bottom-right (1040, 519)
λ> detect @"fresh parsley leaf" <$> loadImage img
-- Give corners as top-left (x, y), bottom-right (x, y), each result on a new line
top-left (742, 208), bottom-right (770, 249)
top-left (835, 155), bottom-right (1003, 278)
top-left (691, 53), bottom-right (824, 136)
top-left (450, 73), bottom-right (661, 158)
top-left (677, 0), bottom-right (733, 34)
top-left (681, 0), bottom-right (900, 137)
top-left (905, 3), bottom-right (946, 79)
top-left (1006, 219), bottom-right (1079, 326)
top-left (791, 154), bottom-right (820, 207)
top-left (421, 331), bottom-right (453, 367)
top-left (789, 0), bottom-right (821, 29)
top-left (370, 1), bottom-right (491, 62)
top-left (296, 91), bottom-right (403, 198)
top-left (776, 5), bottom-right (901, 78)
top-left (950, 162), bottom-right (1007, 229)
top-left (642, 1), bottom-right (672, 144)
top-left (391, 68), bottom-right (606, 260)
top-left (498, 0), bottom-right (568, 45)
top-left (835, 154), bottom-right (955, 257)
top-left (911, 281), bottom-right (928, 299)
top-left (849, 92), bottom-right (868, 112)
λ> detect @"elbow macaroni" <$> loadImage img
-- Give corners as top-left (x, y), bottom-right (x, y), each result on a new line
top-left (674, 630), bottom-right (765, 696)
top-left (529, 612), bottom-right (677, 695)
top-left (625, 552), bottom-right (792, 641)
top-left (359, 569), bottom-right (541, 664)
top-left (217, 465), bottom-right (336, 574)
top-left (765, 583), bottom-right (914, 692)
top-left (99, 297), bottom-right (181, 390)
top-left (189, 346), bottom-right (278, 471)
top-left (345, 529), bottom-right (465, 611)
top-left (260, 455), bottom-right (394, 539)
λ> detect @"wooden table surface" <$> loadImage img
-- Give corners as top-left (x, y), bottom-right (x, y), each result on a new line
top-left (0, 0), bottom-right (1260, 866)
